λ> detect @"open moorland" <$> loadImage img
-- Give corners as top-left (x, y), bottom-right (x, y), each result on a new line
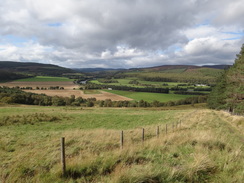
top-left (0, 105), bottom-right (243, 182)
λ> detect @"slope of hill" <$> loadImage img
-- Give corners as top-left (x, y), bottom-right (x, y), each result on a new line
top-left (208, 44), bottom-right (244, 114)
top-left (202, 65), bottom-right (231, 69)
top-left (78, 65), bottom-right (227, 85)
top-left (0, 70), bottom-right (30, 82)
top-left (0, 61), bottom-right (75, 76)
top-left (123, 66), bottom-right (224, 84)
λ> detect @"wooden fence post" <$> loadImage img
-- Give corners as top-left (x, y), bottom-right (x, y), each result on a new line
top-left (172, 123), bottom-right (174, 132)
top-left (156, 126), bottom-right (159, 138)
top-left (165, 124), bottom-right (168, 135)
top-left (142, 128), bottom-right (145, 142)
top-left (120, 130), bottom-right (124, 149)
top-left (61, 137), bottom-right (66, 176)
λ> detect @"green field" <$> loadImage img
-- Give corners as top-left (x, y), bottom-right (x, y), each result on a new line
top-left (90, 79), bottom-right (188, 88)
top-left (104, 89), bottom-right (195, 102)
top-left (91, 79), bottom-right (143, 88)
top-left (15, 76), bottom-right (74, 82)
top-left (0, 105), bottom-right (243, 182)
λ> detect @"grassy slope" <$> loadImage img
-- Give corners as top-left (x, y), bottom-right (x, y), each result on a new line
top-left (124, 67), bottom-right (223, 84)
top-left (0, 61), bottom-right (75, 76)
top-left (103, 89), bottom-right (195, 102)
top-left (15, 76), bottom-right (74, 82)
top-left (0, 105), bottom-right (243, 182)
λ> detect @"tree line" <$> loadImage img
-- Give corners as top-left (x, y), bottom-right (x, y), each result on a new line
top-left (207, 44), bottom-right (244, 115)
top-left (84, 84), bottom-right (169, 94)
top-left (0, 86), bottom-right (207, 107)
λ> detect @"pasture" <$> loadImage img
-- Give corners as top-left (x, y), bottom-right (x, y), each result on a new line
top-left (0, 105), bottom-right (243, 182)
top-left (104, 89), bottom-right (195, 102)
top-left (15, 76), bottom-right (74, 82)
top-left (0, 81), bottom-right (78, 90)
top-left (0, 78), bottom-right (133, 101)
top-left (28, 90), bottom-right (132, 101)
top-left (90, 78), bottom-right (187, 88)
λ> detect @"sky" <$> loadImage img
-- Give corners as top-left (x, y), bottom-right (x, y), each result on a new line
top-left (0, 0), bottom-right (244, 69)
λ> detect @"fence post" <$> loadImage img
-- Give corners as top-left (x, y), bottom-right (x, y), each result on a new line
top-left (172, 122), bottom-right (174, 132)
top-left (165, 124), bottom-right (168, 135)
top-left (156, 126), bottom-right (159, 138)
top-left (142, 128), bottom-right (145, 142)
top-left (120, 130), bottom-right (124, 149)
top-left (61, 137), bottom-right (66, 176)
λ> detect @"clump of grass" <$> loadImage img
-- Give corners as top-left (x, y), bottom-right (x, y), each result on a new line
top-left (0, 113), bottom-right (68, 126)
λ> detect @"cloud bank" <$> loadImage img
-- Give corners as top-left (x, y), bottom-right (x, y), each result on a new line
top-left (0, 0), bottom-right (243, 68)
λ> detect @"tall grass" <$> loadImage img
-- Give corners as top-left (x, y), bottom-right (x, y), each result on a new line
top-left (0, 106), bottom-right (243, 182)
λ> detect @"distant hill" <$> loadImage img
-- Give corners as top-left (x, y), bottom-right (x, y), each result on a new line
top-left (0, 61), bottom-right (75, 76)
top-left (208, 45), bottom-right (244, 114)
top-left (134, 65), bottom-right (199, 72)
top-left (0, 70), bottom-right (29, 82)
top-left (76, 64), bottom-right (229, 84)
top-left (202, 65), bottom-right (231, 69)
top-left (122, 65), bottom-right (225, 84)
top-left (73, 68), bottom-right (125, 73)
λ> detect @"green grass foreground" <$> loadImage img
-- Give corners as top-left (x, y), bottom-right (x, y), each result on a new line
top-left (104, 89), bottom-right (195, 102)
top-left (0, 105), bottom-right (243, 182)
top-left (15, 76), bottom-right (74, 82)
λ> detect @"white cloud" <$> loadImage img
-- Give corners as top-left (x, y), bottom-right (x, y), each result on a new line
top-left (0, 0), bottom-right (243, 68)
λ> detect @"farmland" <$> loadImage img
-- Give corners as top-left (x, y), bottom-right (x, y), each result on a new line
top-left (104, 90), bottom-right (195, 102)
top-left (15, 76), bottom-right (74, 82)
top-left (91, 78), bottom-right (194, 88)
top-left (0, 105), bottom-right (243, 182)
top-left (0, 81), bottom-right (78, 90)
top-left (0, 79), bottom-right (133, 101)
top-left (28, 90), bottom-right (132, 101)
top-left (0, 76), bottom-right (205, 103)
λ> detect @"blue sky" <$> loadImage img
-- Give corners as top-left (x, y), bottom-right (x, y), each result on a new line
top-left (0, 0), bottom-right (243, 68)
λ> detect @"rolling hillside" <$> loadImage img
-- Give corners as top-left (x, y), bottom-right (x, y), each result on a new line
top-left (0, 61), bottom-right (75, 77)
top-left (122, 66), bottom-right (225, 84)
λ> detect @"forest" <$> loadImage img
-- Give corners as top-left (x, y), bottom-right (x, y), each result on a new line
top-left (208, 44), bottom-right (244, 114)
